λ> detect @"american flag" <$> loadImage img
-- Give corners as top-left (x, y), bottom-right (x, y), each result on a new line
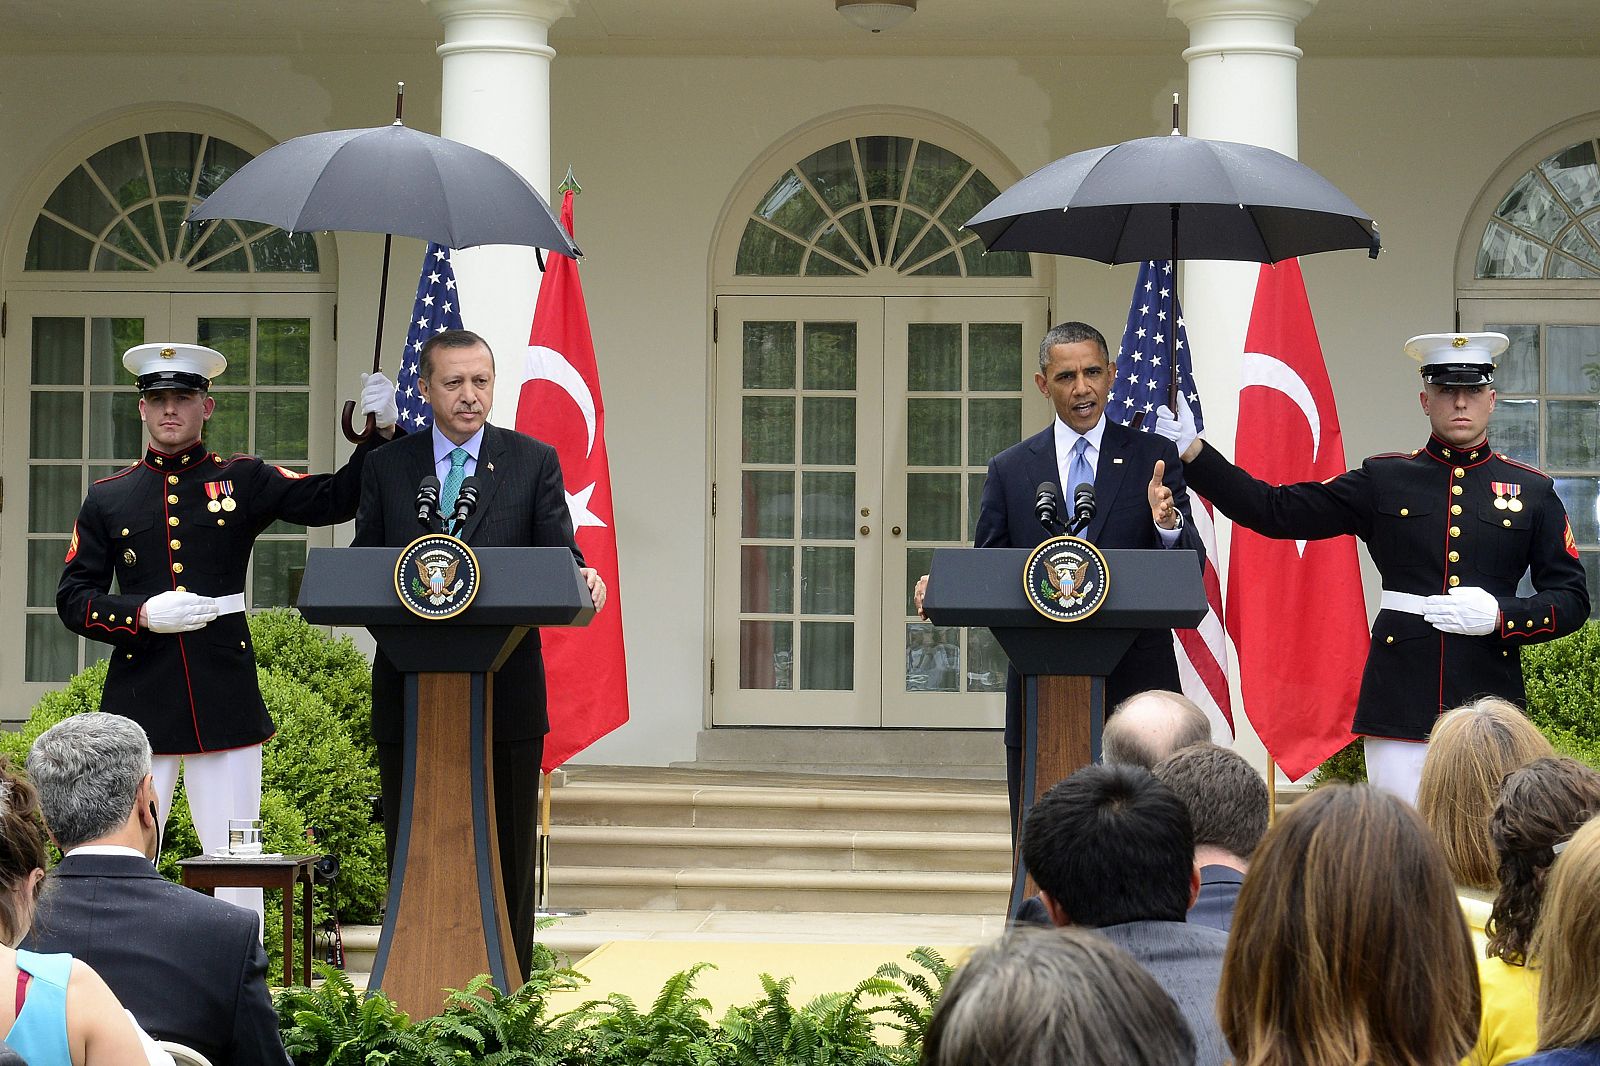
top-left (1110, 259), bottom-right (1234, 738)
top-left (394, 243), bottom-right (464, 431)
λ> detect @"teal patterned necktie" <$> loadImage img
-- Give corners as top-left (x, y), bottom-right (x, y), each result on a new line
top-left (440, 447), bottom-right (469, 529)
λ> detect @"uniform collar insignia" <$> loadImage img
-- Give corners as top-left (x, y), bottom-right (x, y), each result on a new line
top-left (143, 439), bottom-right (210, 473)
top-left (1423, 435), bottom-right (1493, 467)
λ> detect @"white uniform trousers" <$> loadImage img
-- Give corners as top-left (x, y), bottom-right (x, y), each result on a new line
top-left (1362, 736), bottom-right (1430, 807)
top-left (153, 744), bottom-right (264, 930)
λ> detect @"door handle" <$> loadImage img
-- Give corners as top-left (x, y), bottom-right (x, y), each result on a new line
top-left (891, 525), bottom-right (902, 536)
top-left (860, 525), bottom-right (871, 536)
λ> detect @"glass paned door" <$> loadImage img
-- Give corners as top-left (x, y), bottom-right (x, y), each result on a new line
top-left (881, 297), bottom-right (1049, 727)
top-left (1460, 299), bottom-right (1600, 617)
top-left (2, 292), bottom-right (170, 702)
top-left (713, 295), bottom-right (1048, 728)
top-left (714, 298), bottom-right (885, 724)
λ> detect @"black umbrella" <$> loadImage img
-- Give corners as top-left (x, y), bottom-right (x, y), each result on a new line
top-left (965, 133), bottom-right (1380, 264)
top-left (187, 85), bottom-right (580, 441)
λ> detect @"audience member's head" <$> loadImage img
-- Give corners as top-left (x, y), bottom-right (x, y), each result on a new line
top-left (920, 926), bottom-right (1197, 1066)
top-left (1153, 741), bottom-right (1269, 866)
top-left (1102, 690), bottom-right (1212, 770)
top-left (1022, 764), bottom-right (1195, 927)
top-left (1486, 756), bottom-right (1600, 966)
top-left (1220, 784), bottom-right (1479, 1066)
top-left (1417, 697), bottom-right (1554, 891)
top-left (27, 712), bottom-right (156, 855)
top-left (0, 758), bottom-right (51, 946)
top-left (1529, 818), bottom-right (1600, 1055)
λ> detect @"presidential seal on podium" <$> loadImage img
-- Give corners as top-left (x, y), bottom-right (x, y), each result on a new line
top-left (394, 533), bottom-right (481, 620)
top-left (1022, 536), bottom-right (1111, 622)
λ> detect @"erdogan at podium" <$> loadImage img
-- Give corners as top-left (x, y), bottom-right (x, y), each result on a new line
top-left (353, 328), bottom-right (606, 974)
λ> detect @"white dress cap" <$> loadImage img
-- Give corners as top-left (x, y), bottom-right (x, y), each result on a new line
top-left (122, 342), bottom-right (228, 391)
top-left (1403, 332), bottom-right (1509, 386)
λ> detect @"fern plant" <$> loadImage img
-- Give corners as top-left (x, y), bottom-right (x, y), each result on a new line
top-left (415, 969), bottom-right (589, 1064)
top-left (556, 961), bottom-right (726, 1065)
top-left (873, 947), bottom-right (952, 1062)
top-left (276, 964), bottom-right (421, 1065)
top-left (718, 971), bottom-right (904, 1066)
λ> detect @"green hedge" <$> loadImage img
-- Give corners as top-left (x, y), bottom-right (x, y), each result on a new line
top-left (11, 610), bottom-right (386, 976)
top-left (1312, 620), bottom-right (1600, 784)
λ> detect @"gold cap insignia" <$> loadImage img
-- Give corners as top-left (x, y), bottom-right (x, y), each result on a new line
top-left (160, 347), bottom-right (177, 358)
top-left (1452, 336), bottom-right (1468, 348)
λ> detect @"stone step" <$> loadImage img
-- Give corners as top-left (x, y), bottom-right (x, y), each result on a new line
top-left (548, 824), bottom-right (1011, 874)
top-left (546, 865), bottom-right (1011, 914)
top-left (550, 781), bottom-right (1010, 835)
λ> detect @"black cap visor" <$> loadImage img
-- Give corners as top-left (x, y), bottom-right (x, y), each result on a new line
top-left (137, 371), bottom-right (211, 392)
top-left (1421, 362), bottom-right (1494, 387)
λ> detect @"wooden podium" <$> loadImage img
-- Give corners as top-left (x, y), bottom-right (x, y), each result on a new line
top-left (298, 545), bottom-right (592, 1016)
top-left (922, 547), bottom-right (1205, 913)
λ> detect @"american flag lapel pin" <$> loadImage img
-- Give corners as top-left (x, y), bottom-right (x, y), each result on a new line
top-left (487, 461), bottom-right (495, 473)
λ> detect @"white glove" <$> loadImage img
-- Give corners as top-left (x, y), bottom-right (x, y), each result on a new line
top-left (360, 372), bottom-right (399, 430)
top-left (1154, 393), bottom-right (1198, 457)
top-left (143, 590), bottom-right (219, 634)
top-left (1422, 586), bottom-right (1499, 636)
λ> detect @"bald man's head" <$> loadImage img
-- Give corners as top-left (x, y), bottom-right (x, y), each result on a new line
top-left (1102, 690), bottom-right (1212, 770)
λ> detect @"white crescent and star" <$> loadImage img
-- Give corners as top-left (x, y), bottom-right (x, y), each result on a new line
top-left (1240, 351), bottom-right (1322, 558)
top-left (523, 343), bottom-right (607, 531)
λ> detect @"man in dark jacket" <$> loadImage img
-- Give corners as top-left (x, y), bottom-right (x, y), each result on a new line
top-left (25, 712), bottom-right (290, 1066)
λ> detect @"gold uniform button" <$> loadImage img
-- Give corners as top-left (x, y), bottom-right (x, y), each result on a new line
top-left (1452, 485), bottom-right (1463, 496)
top-left (169, 517), bottom-right (179, 527)
top-left (170, 539), bottom-right (181, 550)
top-left (172, 562), bottom-right (184, 574)
top-left (1450, 526), bottom-right (1461, 537)
top-left (1451, 504), bottom-right (1462, 515)
top-left (1544, 616), bottom-right (1551, 624)
top-left (91, 611), bottom-right (99, 620)
top-left (1449, 575), bottom-right (1461, 587)
top-left (1385, 635), bottom-right (1395, 644)
top-left (167, 475), bottom-right (179, 485)
top-left (1503, 519), bottom-right (1512, 527)
top-left (125, 653), bottom-right (133, 660)
top-left (217, 519), bottom-right (225, 526)
top-left (240, 641), bottom-right (247, 649)
top-left (1449, 551), bottom-right (1460, 562)
top-left (120, 528), bottom-right (130, 536)
top-left (1454, 467), bottom-right (1466, 478)
top-left (1400, 508), bottom-right (1409, 516)
top-left (175, 586), bottom-right (186, 593)
top-left (167, 494), bottom-right (178, 504)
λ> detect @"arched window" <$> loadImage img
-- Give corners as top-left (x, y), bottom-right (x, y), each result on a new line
top-left (1460, 124), bottom-right (1600, 617)
top-left (26, 131), bottom-right (317, 274)
top-left (734, 136), bottom-right (1030, 279)
top-left (9, 127), bottom-right (336, 691)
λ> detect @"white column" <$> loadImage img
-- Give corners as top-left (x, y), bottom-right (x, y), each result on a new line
top-left (424, 0), bottom-right (574, 427)
top-left (1166, 0), bottom-right (1316, 781)
top-left (1166, 0), bottom-right (1316, 459)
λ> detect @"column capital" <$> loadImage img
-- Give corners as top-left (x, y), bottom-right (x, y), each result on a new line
top-left (1167, 0), bottom-right (1316, 62)
top-left (424, 0), bottom-right (575, 58)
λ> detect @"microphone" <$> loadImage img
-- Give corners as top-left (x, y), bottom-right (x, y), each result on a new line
top-left (415, 476), bottom-right (441, 531)
top-left (449, 475), bottom-right (482, 532)
top-left (1035, 482), bottom-right (1061, 533)
top-left (1068, 482), bottom-right (1096, 535)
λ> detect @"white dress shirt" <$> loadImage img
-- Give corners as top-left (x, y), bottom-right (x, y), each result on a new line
top-left (432, 424), bottom-right (485, 480)
top-left (1053, 413), bottom-right (1179, 546)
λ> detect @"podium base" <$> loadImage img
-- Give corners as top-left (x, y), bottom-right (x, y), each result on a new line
top-left (1010, 674), bottom-right (1105, 916)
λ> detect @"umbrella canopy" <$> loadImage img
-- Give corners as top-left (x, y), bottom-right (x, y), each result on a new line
top-left (965, 135), bottom-right (1379, 264)
top-left (187, 121), bottom-right (580, 258)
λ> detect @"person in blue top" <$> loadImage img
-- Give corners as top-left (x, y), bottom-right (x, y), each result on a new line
top-left (0, 757), bottom-right (145, 1065)
top-left (1513, 818), bottom-right (1600, 1065)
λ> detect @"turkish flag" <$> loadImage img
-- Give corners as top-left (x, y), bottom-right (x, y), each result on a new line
top-left (516, 191), bottom-right (630, 771)
top-left (1226, 259), bottom-right (1366, 779)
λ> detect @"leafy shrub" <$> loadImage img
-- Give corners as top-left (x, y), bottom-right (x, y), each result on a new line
top-left (249, 608), bottom-right (375, 755)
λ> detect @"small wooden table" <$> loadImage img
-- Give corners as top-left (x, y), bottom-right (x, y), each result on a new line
top-left (179, 854), bottom-right (319, 987)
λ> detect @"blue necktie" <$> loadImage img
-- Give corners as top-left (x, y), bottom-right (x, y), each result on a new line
top-left (440, 447), bottom-right (468, 529)
top-left (1067, 436), bottom-right (1093, 497)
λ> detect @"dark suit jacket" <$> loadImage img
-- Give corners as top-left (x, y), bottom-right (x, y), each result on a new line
top-left (353, 424), bottom-right (583, 742)
top-left (23, 852), bottom-right (288, 1066)
top-left (1096, 920), bottom-right (1231, 1066)
top-left (975, 419), bottom-right (1204, 745)
top-left (1188, 864), bottom-right (1245, 933)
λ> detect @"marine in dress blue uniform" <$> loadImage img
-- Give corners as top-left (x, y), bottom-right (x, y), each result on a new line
top-left (56, 342), bottom-right (397, 911)
top-left (1162, 333), bottom-right (1589, 801)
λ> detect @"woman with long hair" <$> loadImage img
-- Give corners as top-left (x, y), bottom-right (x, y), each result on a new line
top-left (1417, 698), bottom-right (1554, 912)
top-left (1220, 784), bottom-right (1479, 1066)
top-left (1514, 819), bottom-right (1600, 1063)
top-left (0, 757), bottom-right (146, 1064)
top-left (1474, 758), bottom-right (1600, 1065)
